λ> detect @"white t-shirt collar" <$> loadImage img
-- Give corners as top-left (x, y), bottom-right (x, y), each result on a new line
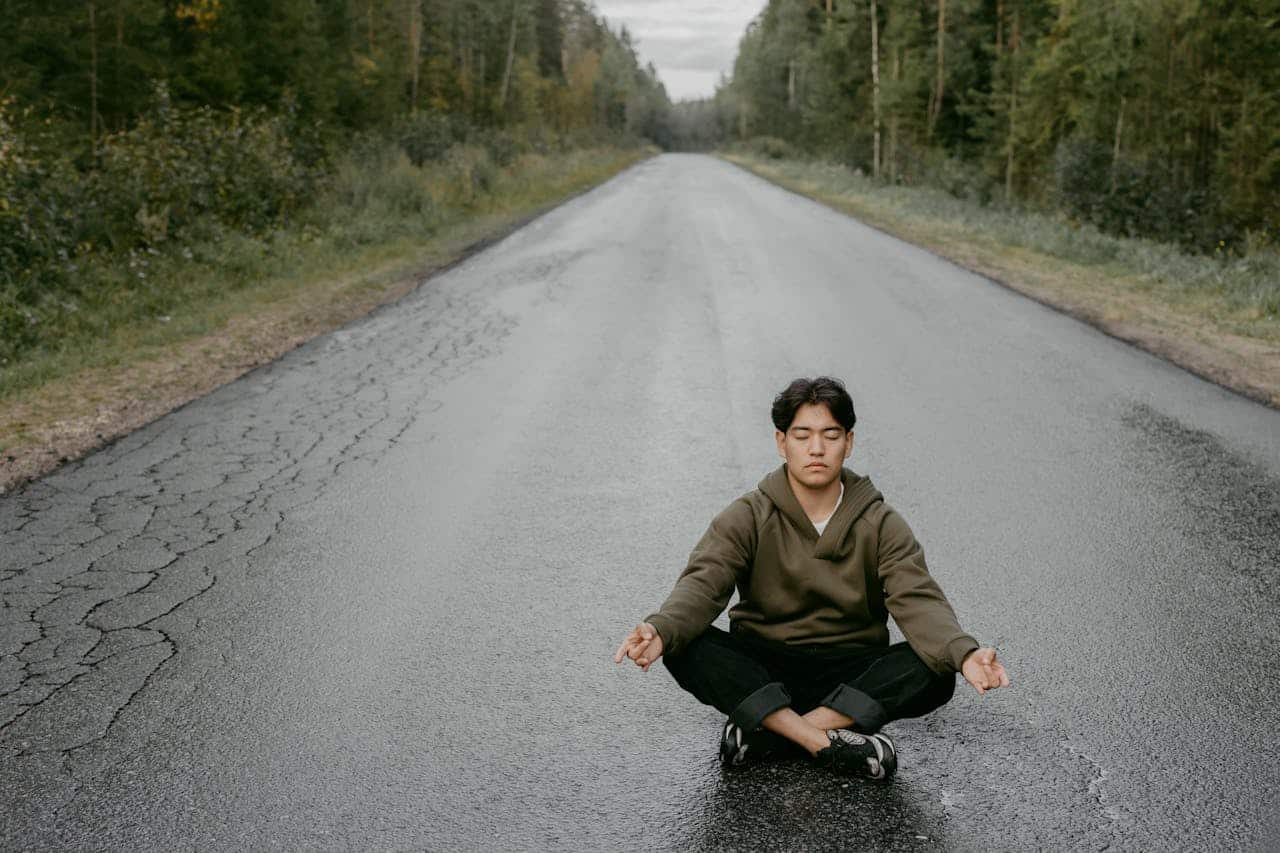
top-left (812, 480), bottom-right (845, 536)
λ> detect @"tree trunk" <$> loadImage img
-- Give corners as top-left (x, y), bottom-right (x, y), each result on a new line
top-left (1111, 95), bottom-right (1125, 192)
top-left (1004, 5), bottom-right (1019, 202)
top-left (826, 0), bottom-right (833, 29)
top-left (870, 0), bottom-right (880, 178)
top-left (1236, 89), bottom-right (1248, 192)
top-left (499, 0), bottom-right (519, 111)
top-left (787, 58), bottom-right (796, 111)
top-left (996, 0), bottom-right (1002, 56)
top-left (408, 0), bottom-right (422, 112)
top-left (368, 0), bottom-right (375, 55)
top-left (888, 46), bottom-right (900, 181)
top-left (928, 0), bottom-right (945, 138)
top-left (89, 0), bottom-right (99, 149)
top-left (112, 0), bottom-right (124, 132)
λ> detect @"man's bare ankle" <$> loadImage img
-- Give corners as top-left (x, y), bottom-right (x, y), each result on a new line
top-left (799, 726), bottom-right (832, 757)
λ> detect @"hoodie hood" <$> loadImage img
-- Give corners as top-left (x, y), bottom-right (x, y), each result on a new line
top-left (757, 464), bottom-right (883, 559)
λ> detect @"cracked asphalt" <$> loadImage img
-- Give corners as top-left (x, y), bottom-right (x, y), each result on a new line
top-left (3, 154), bottom-right (1279, 851)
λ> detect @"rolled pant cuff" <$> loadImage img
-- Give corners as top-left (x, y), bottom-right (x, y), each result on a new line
top-left (728, 682), bottom-right (792, 732)
top-left (822, 684), bottom-right (888, 733)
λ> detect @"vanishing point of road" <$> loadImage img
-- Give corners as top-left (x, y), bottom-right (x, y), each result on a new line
top-left (3, 154), bottom-right (1278, 850)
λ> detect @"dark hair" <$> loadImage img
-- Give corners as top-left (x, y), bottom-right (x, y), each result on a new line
top-left (771, 376), bottom-right (857, 432)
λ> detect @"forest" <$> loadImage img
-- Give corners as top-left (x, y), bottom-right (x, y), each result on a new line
top-left (0, 0), bottom-right (670, 365)
top-left (4, 0), bottom-right (1278, 372)
top-left (698, 0), bottom-right (1279, 253)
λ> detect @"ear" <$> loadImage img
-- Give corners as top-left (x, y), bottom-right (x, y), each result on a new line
top-left (775, 429), bottom-right (787, 459)
top-left (843, 430), bottom-right (854, 459)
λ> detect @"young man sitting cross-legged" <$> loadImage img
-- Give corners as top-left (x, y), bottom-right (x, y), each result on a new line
top-left (613, 376), bottom-right (1010, 779)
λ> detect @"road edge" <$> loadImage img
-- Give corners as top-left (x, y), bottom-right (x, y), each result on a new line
top-left (719, 153), bottom-right (1280, 413)
top-left (0, 152), bottom-right (655, 496)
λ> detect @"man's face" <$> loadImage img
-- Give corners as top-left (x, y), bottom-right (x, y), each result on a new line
top-left (776, 402), bottom-right (853, 490)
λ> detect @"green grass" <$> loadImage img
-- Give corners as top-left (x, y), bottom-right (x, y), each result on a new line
top-left (0, 145), bottom-right (650, 403)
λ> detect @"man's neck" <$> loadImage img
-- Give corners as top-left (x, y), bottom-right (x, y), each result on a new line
top-left (787, 468), bottom-right (844, 523)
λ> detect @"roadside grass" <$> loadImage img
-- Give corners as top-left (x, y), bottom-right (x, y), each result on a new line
top-left (0, 145), bottom-right (650, 483)
top-left (722, 152), bottom-right (1280, 403)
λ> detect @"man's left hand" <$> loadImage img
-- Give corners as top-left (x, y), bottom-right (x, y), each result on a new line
top-left (961, 647), bottom-right (1011, 695)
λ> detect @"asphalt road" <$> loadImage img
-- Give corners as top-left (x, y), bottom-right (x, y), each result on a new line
top-left (3, 154), bottom-right (1279, 851)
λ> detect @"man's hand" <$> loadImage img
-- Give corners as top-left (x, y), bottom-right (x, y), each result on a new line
top-left (961, 647), bottom-right (1011, 695)
top-left (613, 622), bottom-right (665, 672)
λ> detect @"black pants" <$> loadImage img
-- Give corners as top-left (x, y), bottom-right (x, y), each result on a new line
top-left (663, 626), bottom-right (956, 735)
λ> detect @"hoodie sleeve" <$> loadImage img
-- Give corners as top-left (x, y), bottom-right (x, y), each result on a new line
top-left (643, 497), bottom-right (757, 657)
top-left (876, 507), bottom-right (979, 674)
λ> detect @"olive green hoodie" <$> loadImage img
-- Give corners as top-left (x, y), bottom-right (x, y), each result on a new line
top-left (644, 465), bottom-right (979, 675)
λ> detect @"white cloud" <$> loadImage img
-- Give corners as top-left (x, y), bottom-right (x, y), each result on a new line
top-left (659, 69), bottom-right (725, 101)
top-left (594, 0), bottom-right (764, 100)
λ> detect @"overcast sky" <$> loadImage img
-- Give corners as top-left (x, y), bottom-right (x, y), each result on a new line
top-left (593, 1), bottom-right (764, 102)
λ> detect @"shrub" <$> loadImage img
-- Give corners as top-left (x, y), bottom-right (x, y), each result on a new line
top-left (1051, 135), bottom-right (1231, 251)
top-left (438, 145), bottom-right (499, 205)
top-left (394, 112), bottom-right (467, 167)
top-left (913, 149), bottom-right (995, 205)
top-left (85, 88), bottom-right (317, 249)
top-left (751, 136), bottom-right (798, 160)
top-left (0, 100), bottom-right (79, 289)
top-left (328, 144), bottom-right (435, 219)
top-left (0, 100), bottom-right (81, 361)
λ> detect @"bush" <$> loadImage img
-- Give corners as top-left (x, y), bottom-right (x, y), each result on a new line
top-left (393, 112), bottom-right (467, 167)
top-left (472, 128), bottom-right (521, 167)
top-left (910, 149), bottom-right (996, 205)
top-left (86, 88), bottom-right (317, 249)
top-left (438, 145), bottom-right (499, 204)
top-left (751, 136), bottom-right (798, 160)
top-left (1052, 135), bottom-right (1232, 251)
top-left (0, 100), bottom-right (79, 289)
top-left (327, 143), bottom-right (435, 220)
top-left (0, 101), bottom-right (82, 360)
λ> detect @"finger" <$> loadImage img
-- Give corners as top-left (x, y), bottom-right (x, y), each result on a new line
top-left (639, 624), bottom-right (654, 641)
top-left (613, 640), bottom-right (629, 663)
top-left (979, 648), bottom-right (996, 665)
top-left (619, 637), bottom-right (642, 662)
top-left (629, 640), bottom-right (650, 662)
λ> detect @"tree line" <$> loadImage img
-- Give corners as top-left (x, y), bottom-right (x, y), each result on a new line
top-left (1, 0), bottom-right (671, 148)
top-left (700, 0), bottom-right (1279, 251)
top-left (0, 2), bottom-right (671, 361)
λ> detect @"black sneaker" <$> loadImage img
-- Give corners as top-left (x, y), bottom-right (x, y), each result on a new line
top-left (814, 729), bottom-right (898, 780)
top-left (719, 721), bottom-right (754, 767)
top-left (719, 721), bottom-right (792, 767)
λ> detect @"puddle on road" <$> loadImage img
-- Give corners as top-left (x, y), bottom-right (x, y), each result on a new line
top-left (664, 759), bottom-right (947, 852)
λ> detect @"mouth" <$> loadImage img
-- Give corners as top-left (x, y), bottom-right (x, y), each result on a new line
top-left (804, 463), bottom-right (826, 469)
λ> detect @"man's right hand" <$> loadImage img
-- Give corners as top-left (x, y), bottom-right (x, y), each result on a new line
top-left (613, 622), bottom-right (665, 672)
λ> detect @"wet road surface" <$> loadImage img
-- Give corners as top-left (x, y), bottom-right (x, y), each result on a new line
top-left (3, 154), bottom-right (1279, 850)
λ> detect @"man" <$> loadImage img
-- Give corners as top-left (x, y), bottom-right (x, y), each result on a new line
top-left (613, 376), bottom-right (1010, 780)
